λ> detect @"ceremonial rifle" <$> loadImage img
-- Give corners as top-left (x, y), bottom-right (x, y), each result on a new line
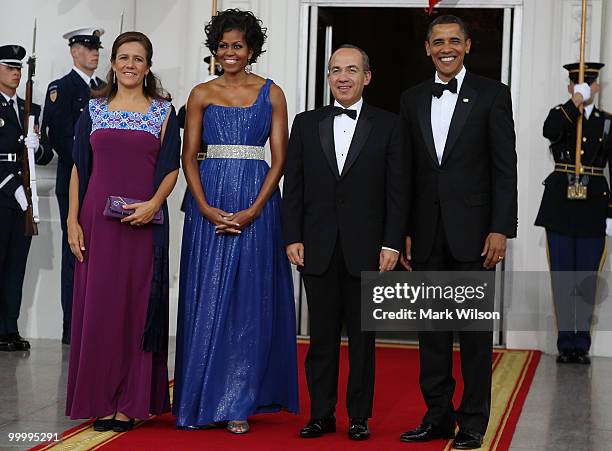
top-left (21, 19), bottom-right (39, 235)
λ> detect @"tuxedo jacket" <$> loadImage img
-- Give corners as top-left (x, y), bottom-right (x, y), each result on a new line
top-left (0, 97), bottom-right (41, 210)
top-left (400, 72), bottom-right (518, 262)
top-left (283, 102), bottom-right (406, 277)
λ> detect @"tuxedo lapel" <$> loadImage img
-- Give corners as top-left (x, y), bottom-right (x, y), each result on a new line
top-left (417, 83), bottom-right (438, 166)
top-left (441, 74), bottom-right (478, 165)
top-left (318, 108), bottom-right (341, 180)
top-left (341, 103), bottom-right (373, 178)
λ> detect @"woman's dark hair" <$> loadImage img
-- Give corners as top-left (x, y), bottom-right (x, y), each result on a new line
top-left (95, 31), bottom-right (171, 101)
top-left (205, 9), bottom-right (267, 64)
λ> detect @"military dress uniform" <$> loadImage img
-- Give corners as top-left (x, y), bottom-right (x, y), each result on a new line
top-left (0, 45), bottom-right (46, 352)
top-left (41, 28), bottom-right (105, 344)
top-left (535, 62), bottom-right (612, 363)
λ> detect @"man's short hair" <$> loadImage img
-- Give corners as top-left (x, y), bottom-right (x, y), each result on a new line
top-left (328, 44), bottom-right (371, 72)
top-left (426, 14), bottom-right (470, 41)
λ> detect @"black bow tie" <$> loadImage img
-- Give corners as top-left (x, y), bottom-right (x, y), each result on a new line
top-left (332, 106), bottom-right (357, 120)
top-left (432, 77), bottom-right (458, 98)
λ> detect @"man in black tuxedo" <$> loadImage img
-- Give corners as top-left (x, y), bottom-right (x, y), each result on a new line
top-left (283, 45), bottom-right (406, 441)
top-left (398, 15), bottom-right (517, 450)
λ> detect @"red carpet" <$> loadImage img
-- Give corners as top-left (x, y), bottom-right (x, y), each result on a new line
top-left (33, 342), bottom-right (540, 451)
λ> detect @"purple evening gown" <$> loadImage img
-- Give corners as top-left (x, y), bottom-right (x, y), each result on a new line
top-left (66, 98), bottom-right (171, 420)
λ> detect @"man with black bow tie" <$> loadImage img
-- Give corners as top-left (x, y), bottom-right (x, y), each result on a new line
top-left (283, 45), bottom-right (406, 441)
top-left (40, 27), bottom-right (105, 345)
top-left (398, 15), bottom-right (517, 449)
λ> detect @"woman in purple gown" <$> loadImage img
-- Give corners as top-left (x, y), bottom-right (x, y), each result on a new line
top-left (173, 10), bottom-right (298, 434)
top-left (66, 32), bottom-right (181, 432)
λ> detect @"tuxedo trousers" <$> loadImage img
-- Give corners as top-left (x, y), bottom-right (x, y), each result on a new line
top-left (412, 214), bottom-right (493, 435)
top-left (303, 238), bottom-right (375, 420)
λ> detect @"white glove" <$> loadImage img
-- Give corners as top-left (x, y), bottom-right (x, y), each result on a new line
top-left (606, 218), bottom-right (612, 237)
top-left (573, 82), bottom-right (591, 103)
top-left (24, 133), bottom-right (40, 150)
top-left (14, 185), bottom-right (28, 211)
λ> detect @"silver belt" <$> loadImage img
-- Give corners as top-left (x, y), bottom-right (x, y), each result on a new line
top-left (206, 145), bottom-right (265, 160)
top-left (0, 153), bottom-right (18, 162)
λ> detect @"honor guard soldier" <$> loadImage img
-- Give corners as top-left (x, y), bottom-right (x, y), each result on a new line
top-left (0, 45), bottom-right (45, 352)
top-left (535, 62), bottom-right (612, 364)
top-left (41, 28), bottom-right (105, 345)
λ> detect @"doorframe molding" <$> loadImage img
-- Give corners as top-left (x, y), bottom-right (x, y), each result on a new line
top-left (297, 0), bottom-right (524, 113)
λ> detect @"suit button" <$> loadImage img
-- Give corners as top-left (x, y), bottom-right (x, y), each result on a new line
top-left (583, 137), bottom-right (587, 142)
top-left (581, 150), bottom-right (585, 155)
top-left (80, 108), bottom-right (84, 112)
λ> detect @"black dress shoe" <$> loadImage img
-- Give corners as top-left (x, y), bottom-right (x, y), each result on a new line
top-left (556, 350), bottom-right (573, 364)
top-left (8, 334), bottom-right (30, 351)
top-left (0, 335), bottom-right (15, 352)
top-left (574, 351), bottom-right (591, 365)
top-left (112, 418), bottom-right (135, 432)
top-left (93, 417), bottom-right (115, 432)
top-left (400, 422), bottom-right (455, 442)
top-left (299, 417), bottom-right (336, 438)
top-left (348, 418), bottom-right (370, 441)
top-left (452, 430), bottom-right (483, 449)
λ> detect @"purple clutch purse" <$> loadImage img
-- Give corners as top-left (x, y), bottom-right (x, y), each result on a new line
top-left (103, 196), bottom-right (164, 225)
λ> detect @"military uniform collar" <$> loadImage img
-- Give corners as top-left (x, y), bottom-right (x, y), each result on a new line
top-left (584, 103), bottom-right (595, 120)
top-left (72, 66), bottom-right (96, 86)
top-left (0, 90), bottom-right (17, 105)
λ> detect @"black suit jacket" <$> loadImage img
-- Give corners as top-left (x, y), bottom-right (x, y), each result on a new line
top-left (0, 97), bottom-right (41, 210)
top-left (400, 72), bottom-right (518, 262)
top-left (283, 102), bottom-right (406, 277)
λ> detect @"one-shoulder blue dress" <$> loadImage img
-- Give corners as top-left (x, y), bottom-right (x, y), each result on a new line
top-left (173, 79), bottom-right (299, 426)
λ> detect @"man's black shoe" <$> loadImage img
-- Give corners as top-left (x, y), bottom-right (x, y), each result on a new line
top-left (8, 334), bottom-right (30, 351)
top-left (0, 335), bottom-right (15, 352)
top-left (556, 350), bottom-right (573, 364)
top-left (299, 417), bottom-right (336, 438)
top-left (574, 351), bottom-right (591, 365)
top-left (452, 430), bottom-right (483, 449)
top-left (400, 422), bottom-right (455, 442)
top-left (348, 418), bottom-right (370, 441)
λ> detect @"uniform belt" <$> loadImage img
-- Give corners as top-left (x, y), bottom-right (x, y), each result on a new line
top-left (206, 145), bottom-right (265, 160)
top-left (554, 163), bottom-right (604, 176)
top-left (196, 152), bottom-right (206, 161)
top-left (0, 153), bottom-right (19, 162)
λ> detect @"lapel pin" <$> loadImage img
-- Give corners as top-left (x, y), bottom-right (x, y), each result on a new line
top-left (594, 111), bottom-right (600, 117)
top-left (1, 102), bottom-right (6, 107)
top-left (462, 98), bottom-right (470, 103)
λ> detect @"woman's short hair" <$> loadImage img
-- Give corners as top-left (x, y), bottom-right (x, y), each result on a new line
top-left (205, 9), bottom-right (267, 64)
top-left (95, 31), bottom-right (170, 101)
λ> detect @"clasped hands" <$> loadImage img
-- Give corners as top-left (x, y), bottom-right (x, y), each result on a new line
top-left (203, 205), bottom-right (259, 235)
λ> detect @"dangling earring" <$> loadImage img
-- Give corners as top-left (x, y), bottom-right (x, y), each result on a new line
top-left (113, 71), bottom-right (116, 84)
top-left (144, 75), bottom-right (148, 88)
top-left (244, 64), bottom-right (252, 74)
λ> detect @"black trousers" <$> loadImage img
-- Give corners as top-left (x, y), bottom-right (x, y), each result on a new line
top-left (57, 194), bottom-right (74, 341)
top-left (0, 207), bottom-right (32, 334)
top-left (303, 239), bottom-right (375, 420)
top-left (412, 216), bottom-right (492, 435)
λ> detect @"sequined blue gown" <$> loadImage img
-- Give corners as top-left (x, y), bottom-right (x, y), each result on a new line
top-left (173, 79), bottom-right (299, 426)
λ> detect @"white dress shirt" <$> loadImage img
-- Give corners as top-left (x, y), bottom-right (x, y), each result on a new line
top-left (584, 103), bottom-right (594, 120)
top-left (431, 66), bottom-right (467, 164)
top-left (73, 66), bottom-right (98, 88)
top-left (333, 98), bottom-right (363, 174)
top-left (1, 91), bottom-right (21, 126)
top-left (332, 98), bottom-right (398, 255)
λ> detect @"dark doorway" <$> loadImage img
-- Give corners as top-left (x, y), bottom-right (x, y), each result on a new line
top-left (312, 7), bottom-right (505, 113)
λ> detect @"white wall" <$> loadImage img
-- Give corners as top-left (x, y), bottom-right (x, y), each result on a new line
top-left (3, 0), bottom-right (612, 356)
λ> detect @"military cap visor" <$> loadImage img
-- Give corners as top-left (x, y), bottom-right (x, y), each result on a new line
top-left (564, 62), bottom-right (605, 83)
top-left (63, 28), bottom-right (104, 49)
top-left (0, 45), bottom-right (26, 68)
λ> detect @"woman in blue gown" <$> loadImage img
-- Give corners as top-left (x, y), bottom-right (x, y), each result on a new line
top-left (173, 9), bottom-right (299, 434)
